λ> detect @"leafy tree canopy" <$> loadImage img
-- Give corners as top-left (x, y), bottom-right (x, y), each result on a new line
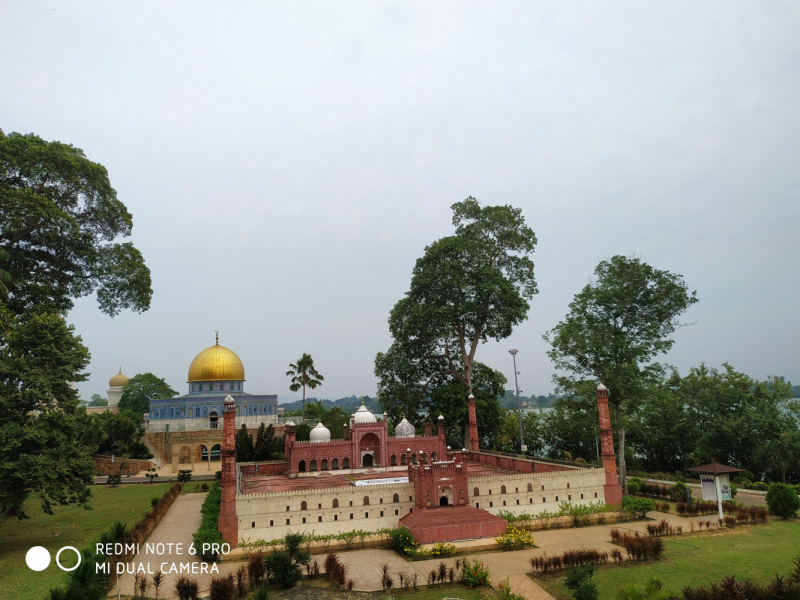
top-left (92, 410), bottom-right (152, 459)
top-left (0, 312), bottom-right (95, 518)
top-left (88, 393), bottom-right (108, 406)
top-left (376, 198), bottom-right (537, 447)
top-left (544, 255), bottom-right (698, 484)
top-left (0, 130), bottom-right (152, 317)
top-left (118, 372), bottom-right (178, 416)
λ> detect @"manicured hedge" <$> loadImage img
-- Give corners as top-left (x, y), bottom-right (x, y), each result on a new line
top-left (193, 482), bottom-right (223, 561)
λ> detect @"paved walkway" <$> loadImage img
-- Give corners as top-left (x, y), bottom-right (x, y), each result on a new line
top-left (117, 493), bottom-right (207, 598)
top-left (113, 505), bottom-right (715, 599)
top-left (334, 510), bottom-right (701, 600)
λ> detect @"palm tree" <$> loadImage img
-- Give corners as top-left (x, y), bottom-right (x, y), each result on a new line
top-left (286, 354), bottom-right (324, 420)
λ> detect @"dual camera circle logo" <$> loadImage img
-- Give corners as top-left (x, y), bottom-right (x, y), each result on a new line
top-left (26, 546), bottom-right (81, 572)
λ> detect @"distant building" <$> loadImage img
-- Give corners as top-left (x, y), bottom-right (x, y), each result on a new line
top-left (147, 333), bottom-right (278, 431)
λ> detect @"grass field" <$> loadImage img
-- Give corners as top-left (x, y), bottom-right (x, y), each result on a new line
top-left (535, 519), bottom-right (800, 600)
top-left (1, 483), bottom-right (171, 600)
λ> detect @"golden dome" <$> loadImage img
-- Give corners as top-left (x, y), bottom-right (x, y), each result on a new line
top-left (187, 336), bottom-right (245, 382)
top-left (109, 368), bottom-right (129, 388)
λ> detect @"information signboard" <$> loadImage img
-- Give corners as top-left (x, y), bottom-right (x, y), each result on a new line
top-left (719, 474), bottom-right (732, 500)
top-left (700, 475), bottom-right (717, 501)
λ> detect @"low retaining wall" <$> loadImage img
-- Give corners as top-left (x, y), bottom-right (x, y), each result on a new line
top-left (93, 455), bottom-right (152, 476)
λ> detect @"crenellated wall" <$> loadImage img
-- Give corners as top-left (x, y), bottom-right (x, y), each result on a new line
top-left (237, 481), bottom-right (416, 542)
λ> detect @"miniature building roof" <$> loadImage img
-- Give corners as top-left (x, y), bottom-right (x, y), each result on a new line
top-left (686, 463), bottom-right (746, 474)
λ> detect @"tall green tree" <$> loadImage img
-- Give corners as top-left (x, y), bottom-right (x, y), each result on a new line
top-left (0, 130), bottom-right (152, 316)
top-left (0, 248), bottom-right (11, 297)
top-left (93, 411), bottom-right (152, 459)
top-left (236, 423), bottom-right (255, 462)
top-left (253, 423), bottom-right (284, 460)
top-left (539, 388), bottom-right (600, 462)
top-left (118, 373), bottom-right (178, 415)
top-left (426, 363), bottom-right (506, 449)
top-left (321, 407), bottom-right (350, 441)
top-left (376, 198), bottom-right (538, 448)
top-left (286, 354), bottom-right (324, 419)
top-left (544, 255), bottom-right (698, 486)
top-left (0, 313), bottom-right (95, 518)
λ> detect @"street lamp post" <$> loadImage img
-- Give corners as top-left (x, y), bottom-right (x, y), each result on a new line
top-left (509, 349), bottom-right (526, 453)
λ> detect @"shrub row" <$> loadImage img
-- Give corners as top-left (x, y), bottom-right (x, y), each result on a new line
top-left (645, 519), bottom-right (682, 537)
top-left (193, 482), bottom-right (222, 561)
top-left (242, 527), bottom-right (393, 551)
top-left (609, 530), bottom-right (664, 560)
top-left (530, 548), bottom-right (623, 573)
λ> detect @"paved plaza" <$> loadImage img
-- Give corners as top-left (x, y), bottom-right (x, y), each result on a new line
top-left (120, 496), bottom-right (719, 599)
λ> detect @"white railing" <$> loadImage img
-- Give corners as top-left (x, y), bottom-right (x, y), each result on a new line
top-left (145, 416), bottom-right (317, 432)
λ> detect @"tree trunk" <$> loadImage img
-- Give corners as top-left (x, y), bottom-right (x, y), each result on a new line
top-left (610, 403), bottom-right (627, 489)
top-left (302, 383), bottom-right (306, 420)
top-left (617, 427), bottom-right (627, 489)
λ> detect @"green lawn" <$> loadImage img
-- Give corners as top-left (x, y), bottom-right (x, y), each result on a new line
top-left (0, 483), bottom-right (171, 600)
top-left (535, 519), bottom-right (800, 600)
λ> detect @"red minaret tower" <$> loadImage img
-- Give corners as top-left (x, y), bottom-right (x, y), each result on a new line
top-left (218, 395), bottom-right (238, 547)
top-left (596, 384), bottom-right (623, 505)
top-left (467, 394), bottom-right (479, 451)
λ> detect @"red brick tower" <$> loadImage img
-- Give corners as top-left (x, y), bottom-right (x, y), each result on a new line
top-left (218, 395), bottom-right (238, 547)
top-left (597, 384), bottom-right (623, 505)
top-left (467, 394), bottom-right (479, 450)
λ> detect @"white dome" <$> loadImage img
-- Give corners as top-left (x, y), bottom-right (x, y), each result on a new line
top-left (353, 403), bottom-right (377, 424)
top-left (394, 417), bottom-right (415, 438)
top-left (309, 422), bottom-right (331, 442)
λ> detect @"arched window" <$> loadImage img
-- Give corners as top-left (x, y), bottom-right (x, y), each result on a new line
top-left (332, 458), bottom-right (339, 470)
top-left (431, 453), bottom-right (437, 462)
top-left (411, 454), bottom-right (417, 464)
top-left (401, 454), bottom-right (407, 465)
top-left (321, 459), bottom-right (328, 470)
top-left (501, 485), bottom-right (507, 494)
top-left (210, 444), bottom-right (221, 461)
top-left (473, 487), bottom-right (480, 496)
top-left (393, 494), bottom-right (399, 503)
top-left (310, 460), bottom-right (317, 471)
top-left (299, 460), bottom-right (306, 472)
top-left (332, 499), bottom-right (339, 508)
top-left (363, 496), bottom-right (370, 506)
top-left (343, 457), bottom-right (350, 469)
top-left (301, 501), bottom-right (307, 510)
top-left (527, 483), bottom-right (533, 492)
top-left (391, 455), bottom-right (397, 466)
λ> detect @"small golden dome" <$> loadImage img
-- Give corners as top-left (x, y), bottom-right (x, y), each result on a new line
top-left (109, 368), bottom-right (129, 388)
top-left (187, 335), bottom-right (245, 382)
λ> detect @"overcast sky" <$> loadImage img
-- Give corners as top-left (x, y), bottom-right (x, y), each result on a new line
top-left (2, 1), bottom-right (798, 403)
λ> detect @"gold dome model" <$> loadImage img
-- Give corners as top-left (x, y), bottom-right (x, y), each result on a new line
top-left (109, 367), bottom-right (129, 388)
top-left (187, 332), bottom-right (245, 382)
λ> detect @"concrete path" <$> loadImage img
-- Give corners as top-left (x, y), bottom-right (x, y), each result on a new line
top-left (334, 510), bottom-right (702, 599)
top-left (116, 493), bottom-right (207, 598)
top-left (111, 507), bottom-right (717, 599)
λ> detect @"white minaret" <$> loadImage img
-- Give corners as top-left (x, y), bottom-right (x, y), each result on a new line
top-left (107, 367), bottom-right (129, 414)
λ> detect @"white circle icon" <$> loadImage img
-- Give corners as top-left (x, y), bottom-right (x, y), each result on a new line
top-left (26, 546), bottom-right (51, 571)
top-left (56, 546), bottom-right (81, 572)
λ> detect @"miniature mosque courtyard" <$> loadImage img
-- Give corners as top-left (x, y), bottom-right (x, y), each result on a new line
top-left (104, 337), bottom-right (623, 547)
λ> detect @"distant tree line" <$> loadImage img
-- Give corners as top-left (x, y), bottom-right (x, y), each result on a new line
top-left (491, 363), bottom-right (800, 485)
